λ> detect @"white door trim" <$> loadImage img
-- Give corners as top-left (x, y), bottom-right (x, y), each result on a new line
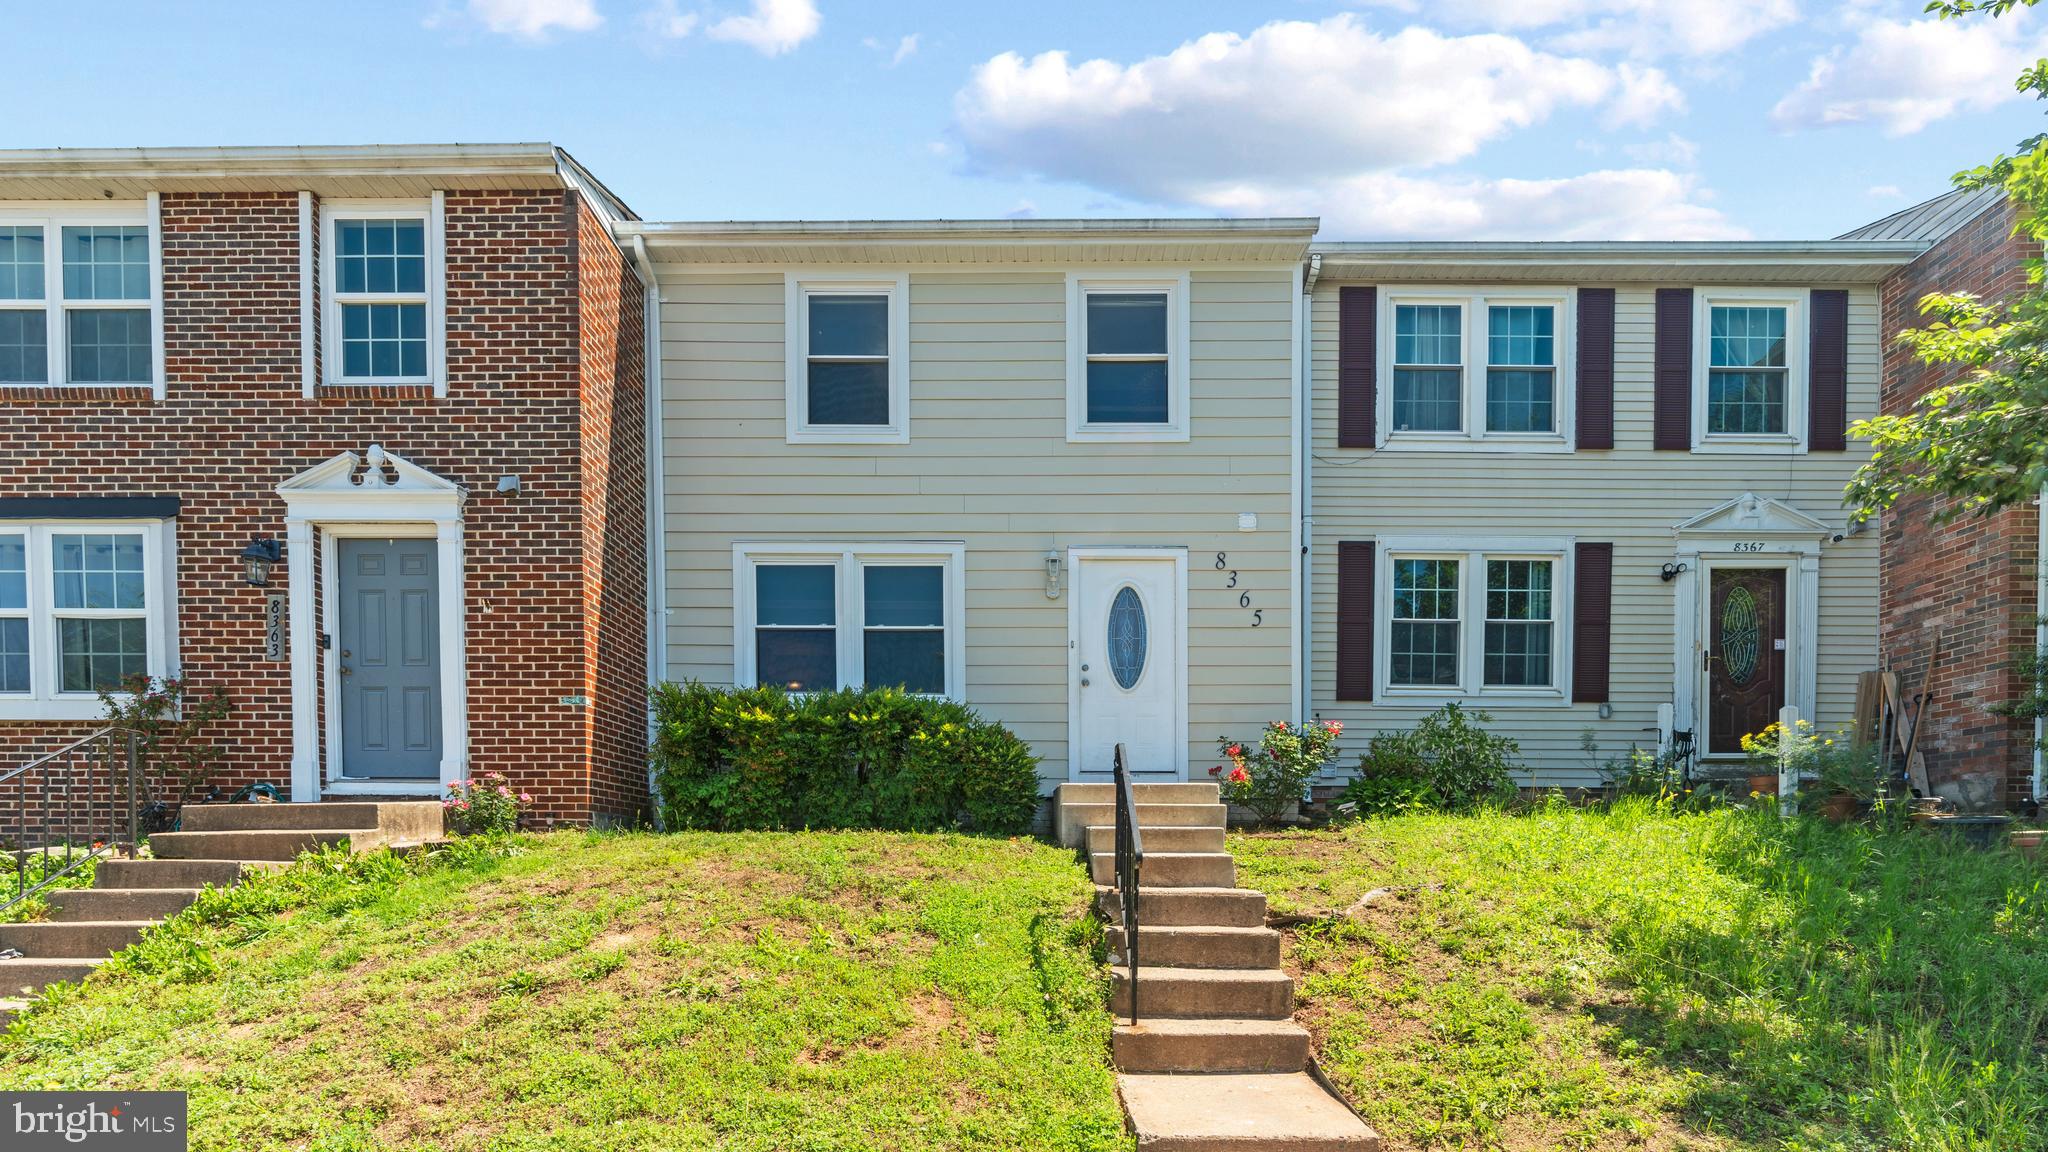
top-left (1672, 552), bottom-right (1820, 760)
top-left (1066, 546), bottom-right (1189, 780)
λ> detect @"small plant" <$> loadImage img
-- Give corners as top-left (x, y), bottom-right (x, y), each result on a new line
top-left (443, 772), bottom-right (529, 836)
top-left (98, 674), bottom-right (231, 811)
top-left (1336, 772), bottom-right (1437, 818)
top-left (1742, 720), bottom-right (1887, 815)
top-left (1351, 703), bottom-right (1520, 812)
top-left (1209, 720), bottom-right (1342, 825)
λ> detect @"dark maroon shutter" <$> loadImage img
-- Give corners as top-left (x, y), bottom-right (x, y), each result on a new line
top-left (1576, 287), bottom-right (1614, 449)
top-left (1572, 542), bottom-right (1612, 704)
top-left (1336, 540), bottom-right (1374, 701)
top-left (1337, 287), bottom-right (1377, 449)
top-left (1654, 288), bottom-right (1692, 450)
top-left (1808, 289), bottom-right (1848, 451)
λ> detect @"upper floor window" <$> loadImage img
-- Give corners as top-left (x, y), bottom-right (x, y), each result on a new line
top-left (1379, 289), bottom-right (1572, 449)
top-left (0, 520), bottom-right (173, 720)
top-left (1692, 290), bottom-right (1805, 451)
top-left (784, 274), bottom-right (909, 444)
top-left (1067, 273), bottom-right (1190, 442)
top-left (0, 207), bottom-right (159, 389)
top-left (322, 201), bottom-right (444, 388)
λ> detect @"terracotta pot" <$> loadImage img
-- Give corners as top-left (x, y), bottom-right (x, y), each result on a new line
top-left (1748, 774), bottom-right (1779, 797)
top-left (1819, 793), bottom-right (1861, 823)
top-left (2013, 829), bottom-right (2045, 859)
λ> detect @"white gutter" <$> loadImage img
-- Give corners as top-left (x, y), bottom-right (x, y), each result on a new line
top-left (628, 233), bottom-right (667, 828)
top-left (2036, 486), bottom-right (2046, 804)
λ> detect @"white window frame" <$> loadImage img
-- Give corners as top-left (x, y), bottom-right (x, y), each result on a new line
top-left (0, 201), bottom-right (163, 397)
top-left (1693, 288), bottom-right (1806, 454)
top-left (321, 197), bottom-right (447, 394)
top-left (732, 542), bottom-right (965, 699)
top-left (1066, 271), bottom-right (1191, 443)
top-left (1375, 286), bottom-right (1574, 452)
top-left (1375, 536), bottom-right (1572, 706)
top-left (784, 272), bottom-right (911, 445)
top-left (0, 519), bottom-right (177, 721)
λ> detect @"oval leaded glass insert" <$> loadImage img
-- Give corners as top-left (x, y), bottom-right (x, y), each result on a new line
top-left (1107, 586), bottom-right (1147, 690)
top-left (1720, 586), bottom-right (1760, 684)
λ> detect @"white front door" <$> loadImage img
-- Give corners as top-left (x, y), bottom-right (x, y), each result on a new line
top-left (1071, 550), bottom-right (1185, 780)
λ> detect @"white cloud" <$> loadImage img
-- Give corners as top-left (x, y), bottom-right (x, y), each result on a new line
top-left (952, 15), bottom-right (1732, 238)
top-left (1624, 132), bottom-right (1698, 167)
top-left (467, 0), bottom-right (602, 38)
top-left (1773, 14), bottom-right (2047, 134)
top-left (706, 0), bottom-right (819, 56)
top-left (641, 0), bottom-right (698, 38)
top-left (864, 32), bottom-right (919, 66)
top-left (1207, 168), bottom-right (1745, 241)
top-left (1357, 0), bottom-right (1796, 58)
top-left (1867, 184), bottom-right (1904, 199)
top-left (1605, 62), bottom-right (1685, 127)
top-left (956, 16), bottom-right (1618, 204)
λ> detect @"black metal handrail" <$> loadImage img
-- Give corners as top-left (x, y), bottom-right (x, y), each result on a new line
top-left (1112, 742), bottom-right (1144, 1025)
top-left (1, 727), bottom-right (142, 916)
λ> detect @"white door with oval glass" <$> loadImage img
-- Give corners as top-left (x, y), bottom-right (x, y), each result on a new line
top-left (1070, 550), bottom-right (1185, 780)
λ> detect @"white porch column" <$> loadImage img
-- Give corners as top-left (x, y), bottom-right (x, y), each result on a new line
top-left (286, 516), bottom-right (319, 802)
top-left (436, 515), bottom-right (468, 788)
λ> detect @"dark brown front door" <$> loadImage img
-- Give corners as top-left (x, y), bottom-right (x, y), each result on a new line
top-left (1707, 567), bottom-right (1787, 755)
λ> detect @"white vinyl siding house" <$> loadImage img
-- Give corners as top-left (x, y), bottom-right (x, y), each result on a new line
top-left (634, 220), bottom-right (1313, 793)
top-left (1306, 244), bottom-right (1915, 789)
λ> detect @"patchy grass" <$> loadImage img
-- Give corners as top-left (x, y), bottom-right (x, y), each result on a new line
top-left (0, 831), bottom-right (1124, 1152)
top-left (0, 851), bottom-right (97, 923)
top-left (1232, 801), bottom-right (2048, 1152)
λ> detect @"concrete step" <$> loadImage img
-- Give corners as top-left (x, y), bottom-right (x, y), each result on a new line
top-left (1100, 886), bottom-right (1269, 929)
top-left (96, 859), bottom-right (276, 889)
top-left (1086, 825), bottom-right (1227, 855)
top-left (48, 887), bottom-right (199, 923)
top-left (146, 829), bottom-right (358, 861)
top-left (1118, 1072), bottom-right (1379, 1151)
top-left (1109, 925), bottom-right (1282, 970)
top-left (0, 957), bottom-right (101, 998)
top-left (1112, 1018), bottom-right (1312, 1074)
top-left (1111, 966), bottom-right (1294, 1020)
top-left (1058, 782), bottom-right (1220, 806)
top-left (1057, 802), bottom-right (1226, 847)
top-left (0, 920), bottom-right (148, 958)
top-left (178, 800), bottom-right (441, 843)
top-left (1092, 852), bottom-right (1234, 888)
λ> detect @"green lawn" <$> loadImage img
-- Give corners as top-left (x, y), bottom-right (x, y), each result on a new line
top-left (1232, 801), bottom-right (2048, 1152)
top-left (0, 831), bottom-right (1126, 1152)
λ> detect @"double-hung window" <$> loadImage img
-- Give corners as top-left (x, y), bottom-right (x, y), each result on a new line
top-left (0, 522), bottom-right (172, 719)
top-left (1380, 290), bottom-right (1571, 446)
top-left (1067, 273), bottom-right (1190, 442)
top-left (0, 207), bottom-right (159, 389)
top-left (785, 274), bottom-right (909, 444)
top-left (1379, 539), bottom-right (1570, 700)
top-left (1697, 292), bottom-right (1802, 445)
top-left (736, 543), bottom-right (964, 698)
top-left (323, 201), bottom-right (444, 389)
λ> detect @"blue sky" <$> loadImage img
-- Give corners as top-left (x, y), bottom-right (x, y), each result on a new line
top-left (9, 1), bottom-right (2045, 239)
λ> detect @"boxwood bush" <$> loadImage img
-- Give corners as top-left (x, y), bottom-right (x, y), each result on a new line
top-left (649, 681), bottom-right (1043, 834)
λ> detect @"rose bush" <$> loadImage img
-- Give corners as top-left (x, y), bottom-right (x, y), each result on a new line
top-left (1210, 720), bottom-right (1342, 824)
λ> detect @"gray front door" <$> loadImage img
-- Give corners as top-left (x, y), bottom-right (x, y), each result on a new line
top-left (338, 538), bottom-right (440, 779)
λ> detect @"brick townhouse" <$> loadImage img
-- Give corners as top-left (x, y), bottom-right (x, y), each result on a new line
top-left (0, 145), bottom-right (650, 826)
top-left (1845, 187), bottom-right (2043, 813)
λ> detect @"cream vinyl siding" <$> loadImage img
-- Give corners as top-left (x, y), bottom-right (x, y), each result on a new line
top-left (1310, 283), bottom-right (1881, 787)
top-left (661, 268), bottom-right (1297, 791)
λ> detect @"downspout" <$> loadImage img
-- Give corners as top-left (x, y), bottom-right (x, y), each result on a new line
top-left (1297, 255), bottom-right (1321, 735)
top-left (2035, 486), bottom-right (2046, 805)
top-left (629, 234), bottom-right (667, 829)
top-left (1289, 256), bottom-right (1313, 728)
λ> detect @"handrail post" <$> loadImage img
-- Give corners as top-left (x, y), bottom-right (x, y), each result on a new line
top-left (125, 730), bottom-right (142, 857)
top-left (1112, 743), bottom-right (1145, 1026)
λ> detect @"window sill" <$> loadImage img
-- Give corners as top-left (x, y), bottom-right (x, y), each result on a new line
top-left (0, 384), bottom-right (156, 404)
top-left (1376, 434), bottom-right (1573, 454)
top-left (1373, 688), bottom-right (1572, 709)
top-left (1690, 436), bottom-right (1805, 456)
top-left (316, 382), bottom-right (439, 403)
top-left (0, 696), bottom-right (118, 722)
top-left (786, 426), bottom-right (910, 446)
top-left (1067, 425), bottom-right (1191, 445)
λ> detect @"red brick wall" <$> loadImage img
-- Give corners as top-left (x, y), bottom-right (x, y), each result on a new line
top-left (0, 189), bottom-right (647, 825)
top-left (1877, 197), bottom-right (2041, 810)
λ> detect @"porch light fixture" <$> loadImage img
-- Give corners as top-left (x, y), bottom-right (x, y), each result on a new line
top-left (240, 536), bottom-right (281, 587)
top-left (1045, 551), bottom-right (1063, 599)
top-left (1659, 561), bottom-right (1688, 583)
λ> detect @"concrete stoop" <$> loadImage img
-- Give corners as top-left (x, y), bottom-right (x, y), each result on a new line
top-left (0, 801), bottom-right (440, 1027)
top-left (1056, 781), bottom-right (1378, 1152)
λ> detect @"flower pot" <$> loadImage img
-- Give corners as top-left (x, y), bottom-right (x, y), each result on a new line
top-left (2012, 829), bottom-right (2045, 859)
top-left (1818, 793), bottom-right (1860, 823)
top-left (1747, 774), bottom-right (1778, 797)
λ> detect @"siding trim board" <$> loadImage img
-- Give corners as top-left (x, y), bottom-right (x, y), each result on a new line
top-left (1336, 286), bottom-right (1376, 448)
top-left (1653, 287), bottom-right (1692, 450)
top-left (1575, 288), bottom-right (1614, 449)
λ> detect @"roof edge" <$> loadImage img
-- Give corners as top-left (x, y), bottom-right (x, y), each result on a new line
top-left (0, 143), bottom-right (563, 180)
top-left (623, 217), bottom-right (1320, 243)
top-left (1311, 240), bottom-right (1927, 265)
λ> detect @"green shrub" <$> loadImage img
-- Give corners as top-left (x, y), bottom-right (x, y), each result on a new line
top-left (1211, 720), bottom-right (1343, 824)
top-left (648, 682), bottom-right (1041, 834)
top-left (1346, 703), bottom-right (1521, 812)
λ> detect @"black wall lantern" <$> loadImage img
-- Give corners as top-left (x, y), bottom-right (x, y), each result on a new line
top-left (240, 536), bottom-right (281, 587)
